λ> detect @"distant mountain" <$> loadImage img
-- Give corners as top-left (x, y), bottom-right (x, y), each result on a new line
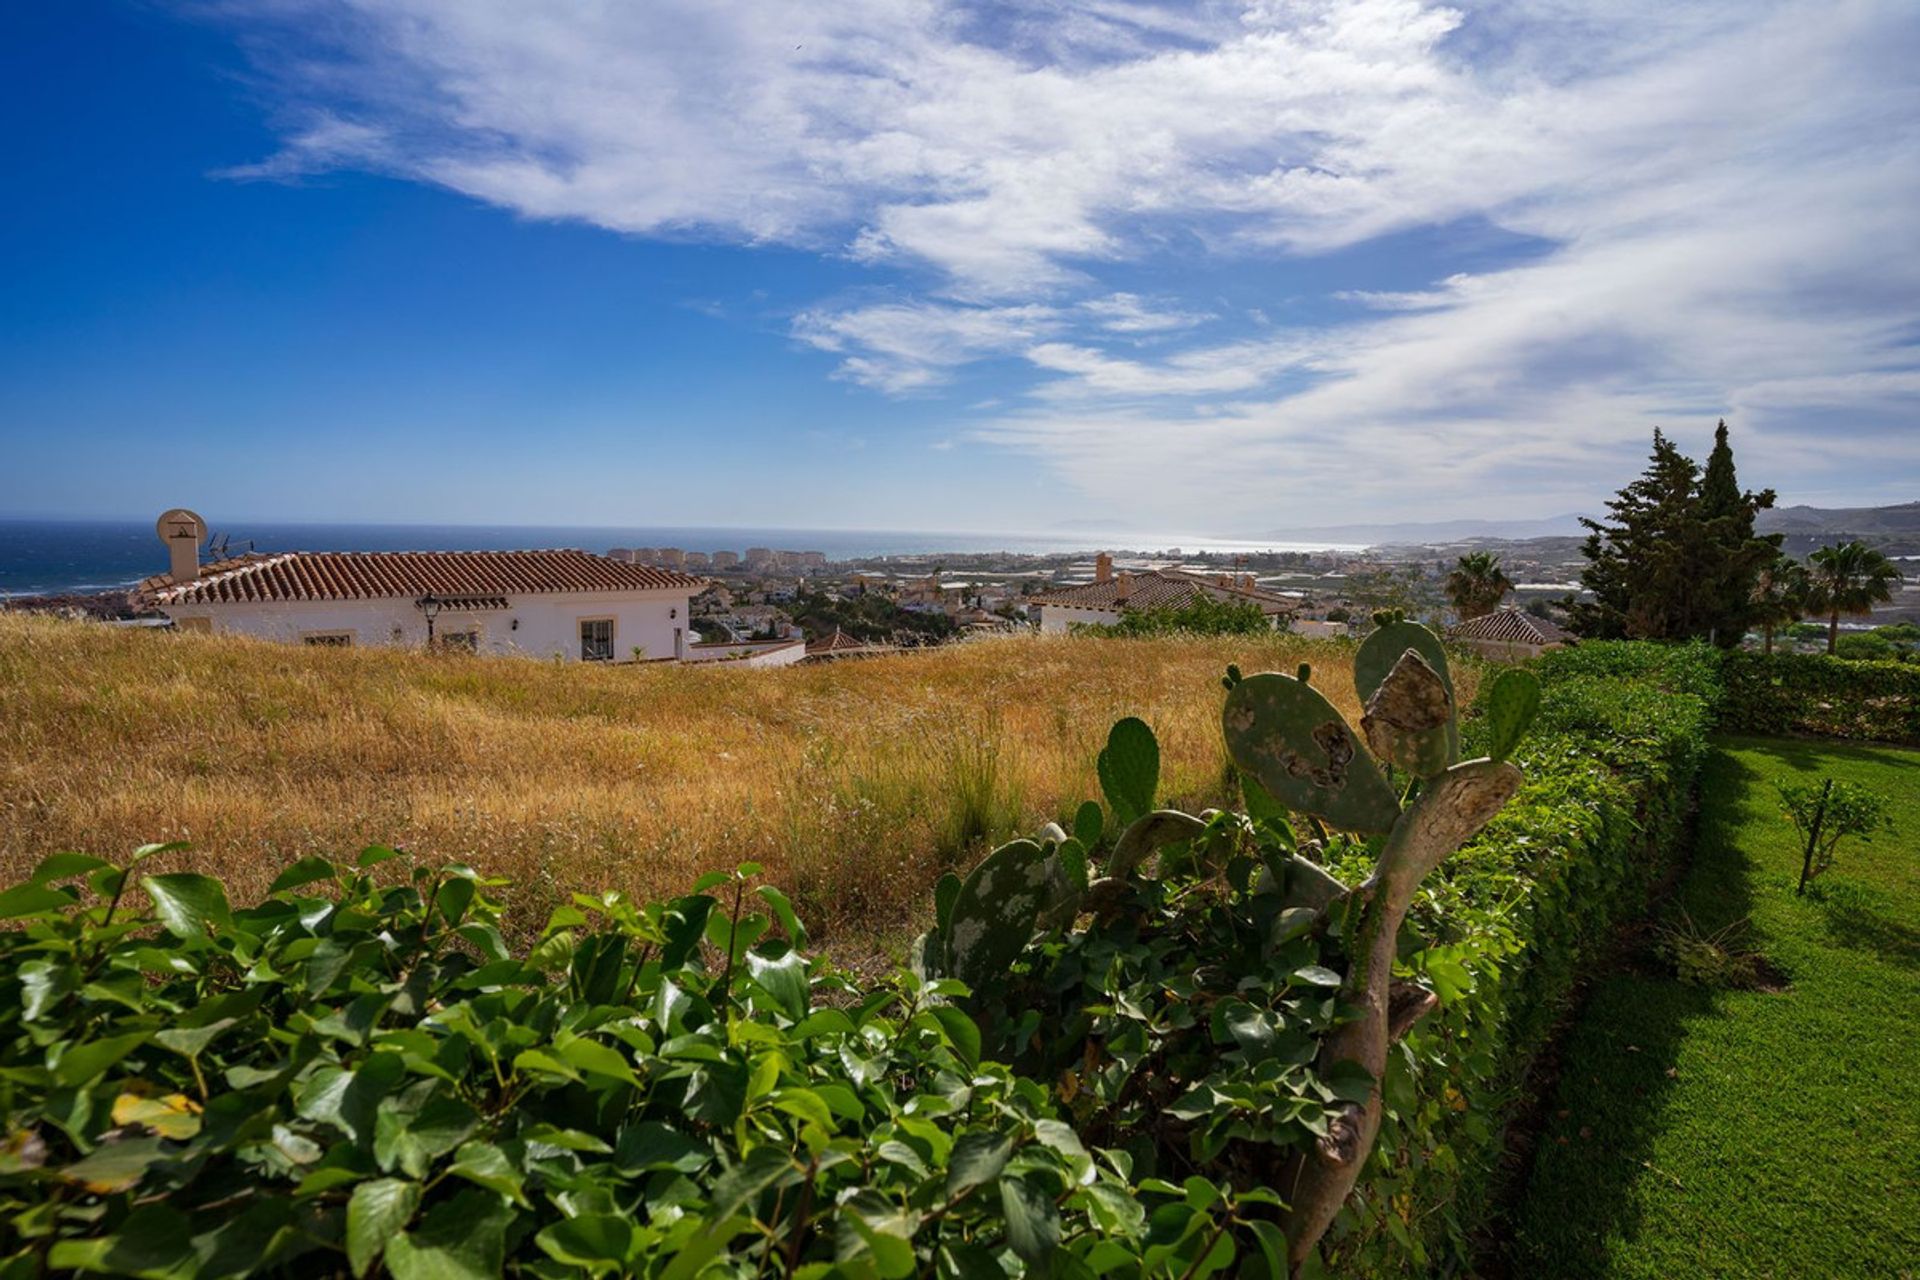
top-left (1254, 514), bottom-right (1587, 544)
top-left (1251, 502), bottom-right (1920, 554)
top-left (1756, 502), bottom-right (1920, 537)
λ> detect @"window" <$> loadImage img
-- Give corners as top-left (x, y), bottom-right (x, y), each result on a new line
top-left (302, 632), bottom-right (353, 646)
top-left (580, 618), bottom-right (614, 662)
top-left (439, 629), bottom-right (478, 654)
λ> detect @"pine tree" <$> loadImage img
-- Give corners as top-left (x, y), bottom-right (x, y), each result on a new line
top-left (1570, 424), bottom-right (1779, 643)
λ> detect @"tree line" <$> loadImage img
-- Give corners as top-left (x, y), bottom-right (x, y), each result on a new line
top-left (1442, 422), bottom-right (1903, 654)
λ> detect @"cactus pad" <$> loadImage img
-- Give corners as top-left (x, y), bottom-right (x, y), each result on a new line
top-left (1360, 649), bottom-right (1456, 778)
top-left (1224, 674), bottom-right (1402, 834)
top-left (1355, 620), bottom-right (1458, 760)
top-left (1105, 809), bottom-right (1208, 881)
top-left (944, 838), bottom-right (1051, 989)
top-left (1097, 717), bottom-right (1159, 824)
top-left (1483, 668), bottom-right (1541, 762)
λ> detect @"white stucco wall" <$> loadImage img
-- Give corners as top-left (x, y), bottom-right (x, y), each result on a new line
top-left (162, 588), bottom-right (695, 662)
top-left (1455, 637), bottom-right (1558, 664)
top-left (1037, 604), bottom-right (1123, 634)
top-left (681, 638), bottom-right (807, 668)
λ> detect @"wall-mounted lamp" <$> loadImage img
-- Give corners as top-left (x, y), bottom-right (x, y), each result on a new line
top-left (510, 618), bottom-right (519, 631)
top-left (670, 607), bottom-right (678, 619)
top-left (416, 594), bottom-right (442, 647)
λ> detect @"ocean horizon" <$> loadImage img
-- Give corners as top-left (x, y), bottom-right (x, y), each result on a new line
top-left (0, 518), bottom-right (1364, 597)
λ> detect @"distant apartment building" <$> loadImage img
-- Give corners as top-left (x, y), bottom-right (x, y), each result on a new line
top-left (711, 550), bottom-right (740, 570)
top-left (656, 548), bottom-right (687, 570)
top-left (683, 551), bottom-right (712, 571)
top-left (744, 547), bottom-right (776, 570)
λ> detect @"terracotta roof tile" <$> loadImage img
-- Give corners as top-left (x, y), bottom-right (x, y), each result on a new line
top-left (1447, 608), bottom-right (1571, 645)
top-left (138, 549), bottom-right (706, 606)
top-left (804, 627), bottom-right (891, 657)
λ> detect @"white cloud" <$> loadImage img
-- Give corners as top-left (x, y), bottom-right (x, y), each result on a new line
top-left (791, 300), bottom-right (1060, 392)
top-left (200, 0), bottom-right (1920, 524)
top-left (1080, 293), bottom-right (1213, 333)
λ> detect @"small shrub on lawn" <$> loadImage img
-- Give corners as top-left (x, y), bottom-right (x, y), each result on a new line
top-left (1777, 777), bottom-right (1890, 893)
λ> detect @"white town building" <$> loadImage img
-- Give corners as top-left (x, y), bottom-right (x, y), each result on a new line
top-left (1029, 553), bottom-right (1296, 634)
top-left (138, 509), bottom-right (707, 662)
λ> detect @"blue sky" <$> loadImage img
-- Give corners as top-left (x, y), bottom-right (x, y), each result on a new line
top-left (1, 1), bottom-right (1915, 535)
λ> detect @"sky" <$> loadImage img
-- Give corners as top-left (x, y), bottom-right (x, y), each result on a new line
top-left (1, 0), bottom-right (1916, 536)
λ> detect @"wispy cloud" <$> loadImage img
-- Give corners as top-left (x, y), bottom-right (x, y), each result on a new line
top-left (199, 0), bottom-right (1920, 524)
top-left (1080, 293), bottom-right (1213, 334)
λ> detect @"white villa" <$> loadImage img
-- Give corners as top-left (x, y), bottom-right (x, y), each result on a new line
top-left (1029, 554), bottom-right (1296, 634)
top-left (138, 509), bottom-right (707, 662)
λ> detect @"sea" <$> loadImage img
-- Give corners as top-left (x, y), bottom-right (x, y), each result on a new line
top-left (0, 518), bottom-right (1363, 598)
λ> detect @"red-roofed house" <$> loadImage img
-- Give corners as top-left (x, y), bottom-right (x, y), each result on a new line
top-left (136, 512), bottom-right (707, 661)
top-left (1446, 608), bottom-right (1572, 661)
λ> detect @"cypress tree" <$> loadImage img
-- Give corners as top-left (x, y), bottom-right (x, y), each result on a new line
top-left (1570, 423), bottom-right (1778, 644)
top-left (1698, 419), bottom-right (1781, 645)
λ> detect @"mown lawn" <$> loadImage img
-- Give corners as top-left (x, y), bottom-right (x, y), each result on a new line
top-left (1511, 735), bottom-right (1920, 1278)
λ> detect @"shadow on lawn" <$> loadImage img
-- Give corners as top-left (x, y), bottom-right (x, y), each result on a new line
top-left (1502, 748), bottom-right (1768, 1277)
top-left (1806, 879), bottom-right (1920, 972)
top-left (1728, 734), bottom-right (1918, 776)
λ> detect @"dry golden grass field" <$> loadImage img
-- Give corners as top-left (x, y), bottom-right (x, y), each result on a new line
top-left (0, 615), bottom-right (1460, 948)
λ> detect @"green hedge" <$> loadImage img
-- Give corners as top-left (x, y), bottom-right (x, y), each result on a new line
top-left (1720, 650), bottom-right (1920, 744)
top-left (1321, 642), bottom-right (1717, 1274)
top-left (0, 641), bottom-right (1723, 1279)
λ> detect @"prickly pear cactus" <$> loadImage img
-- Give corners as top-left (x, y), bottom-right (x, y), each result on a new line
top-left (1220, 620), bottom-right (1530, 1273)
top-left (1222, 674), bottom-right (1402, 834)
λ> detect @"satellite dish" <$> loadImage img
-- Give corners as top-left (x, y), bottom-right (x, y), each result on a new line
top-left (156, 508), bottom-right (208, 546)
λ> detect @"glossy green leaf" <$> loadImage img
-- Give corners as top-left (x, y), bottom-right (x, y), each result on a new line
top-left (141, 873), bottom-right (232, 939)
top-left (347, 1178), bottom-right (420, 1278)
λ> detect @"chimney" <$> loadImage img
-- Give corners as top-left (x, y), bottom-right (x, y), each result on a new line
top-left (1095, 552), bottom-right (1113, 583)
top-left (1115, 572), bottom-right (1132, 601)
top-left (156, 508), bottom-right (206, 583)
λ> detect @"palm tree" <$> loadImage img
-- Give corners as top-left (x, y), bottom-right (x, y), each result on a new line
top-left (1749, 553), bottom-right (1808, 655)
top-left (1445, 552), bottom-right (1513, 620)
top-left (1803, 541), bottom-right (1903, 654)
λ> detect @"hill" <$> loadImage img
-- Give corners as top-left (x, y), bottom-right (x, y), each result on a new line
top-left (0, 616), bottom-right (1401, 949)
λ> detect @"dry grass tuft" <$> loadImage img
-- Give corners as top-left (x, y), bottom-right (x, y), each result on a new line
top-left (0, 615), bottom-right (1454, 949)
